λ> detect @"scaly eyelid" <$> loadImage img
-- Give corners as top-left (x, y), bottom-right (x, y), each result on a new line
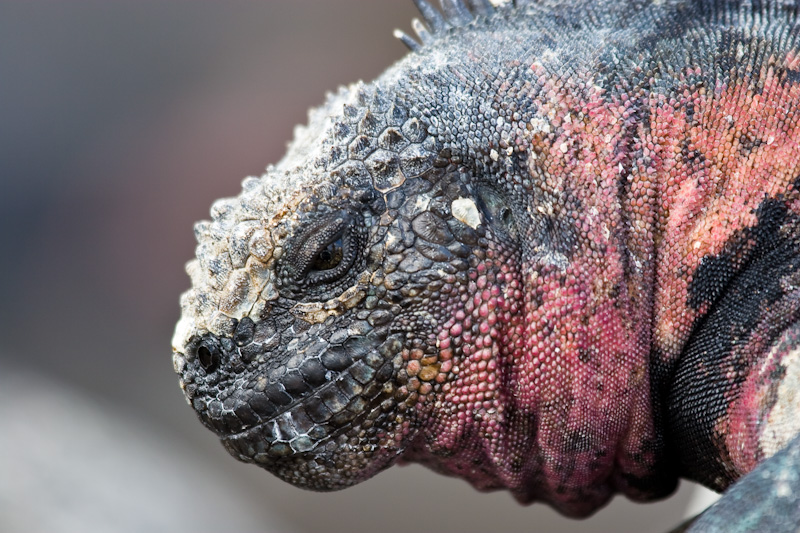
top-left (305, 224), bottom-right (358, 285)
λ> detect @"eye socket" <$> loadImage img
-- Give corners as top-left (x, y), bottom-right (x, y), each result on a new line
top-left (304, 225), bottom-right (358, 285)
top-left (280, 212), bottom-right (363, 289)
top-left (310, 235), bottom-right (344, 272)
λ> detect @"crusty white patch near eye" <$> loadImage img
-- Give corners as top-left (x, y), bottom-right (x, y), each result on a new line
top-left (451, 197), bottom-right (481, 229)
top-left (761, 346), bottom-right (800, 458)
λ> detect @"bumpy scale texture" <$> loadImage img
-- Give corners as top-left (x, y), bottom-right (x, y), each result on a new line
top-left (173, 0), bottom-right (800, 524)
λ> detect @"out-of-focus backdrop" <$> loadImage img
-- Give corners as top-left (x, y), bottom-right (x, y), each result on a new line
top-left (0, 2), bottom-right (719, 531)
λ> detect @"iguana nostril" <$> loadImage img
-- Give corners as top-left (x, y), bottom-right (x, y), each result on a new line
top-left (197, 337), bottom-right (222, 373)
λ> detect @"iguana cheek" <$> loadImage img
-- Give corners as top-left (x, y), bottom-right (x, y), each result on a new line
top-left (402, 242), bottom-right (527, 483)
top-left (436, 282), bottom-right (509, 415)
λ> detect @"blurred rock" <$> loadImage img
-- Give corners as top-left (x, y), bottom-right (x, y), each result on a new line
top-left (0, 363), bottom-right (293, 533)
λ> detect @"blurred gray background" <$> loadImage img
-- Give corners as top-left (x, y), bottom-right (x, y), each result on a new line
top-left (0, 1), bottom-right (718, 531)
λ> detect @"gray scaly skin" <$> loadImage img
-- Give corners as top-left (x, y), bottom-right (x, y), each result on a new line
top-left (173, 0), bottom-right (800, 528)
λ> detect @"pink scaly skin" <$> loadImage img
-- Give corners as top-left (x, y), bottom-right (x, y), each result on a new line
top-left (401, 75), bottom-right (664, 514)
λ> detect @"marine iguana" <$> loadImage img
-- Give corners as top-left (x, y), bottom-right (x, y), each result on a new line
top-left (172, 0), bottom-right (800, 529)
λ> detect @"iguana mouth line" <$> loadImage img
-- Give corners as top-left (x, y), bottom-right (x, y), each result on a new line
top-left (217, 377), bottom-right (342, 440)
top-left (211, 346), bottom-right (386, 441)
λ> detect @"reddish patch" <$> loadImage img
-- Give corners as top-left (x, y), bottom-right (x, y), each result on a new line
top-left (651, 63), bottom-right (800, 361)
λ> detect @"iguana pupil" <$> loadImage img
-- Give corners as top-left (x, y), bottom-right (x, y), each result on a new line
top-left (310, 236), bottom-right (344, 272)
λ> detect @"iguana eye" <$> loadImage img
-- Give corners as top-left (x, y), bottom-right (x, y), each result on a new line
top-left (306, 225), bottom-right (358, 285)
top-left (501, 206), bottom-right (513, 227)
top-left (278, 210), bottom-right (366, 292)
top-left (310, 234), bottom-right (345, 272)
top-left (289, 213), bottom-right (360, 286)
